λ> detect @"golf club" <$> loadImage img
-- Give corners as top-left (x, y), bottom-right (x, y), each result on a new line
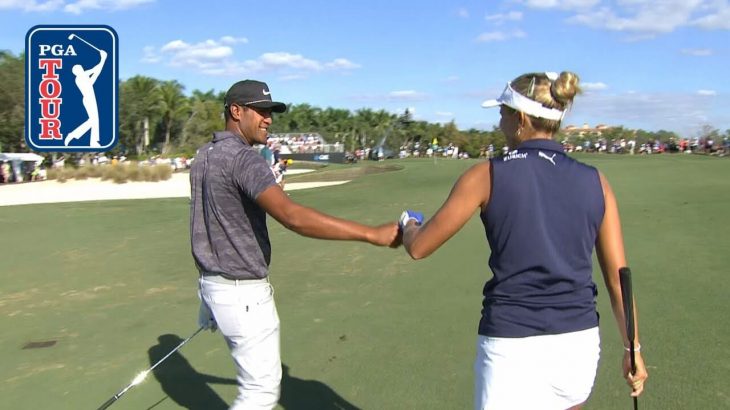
top-left (619, 267), bottom-right (638, 410)
top-left (96, 326), bottom-right (204, 410)
top-left (68, 33), bottom-right (102, 53)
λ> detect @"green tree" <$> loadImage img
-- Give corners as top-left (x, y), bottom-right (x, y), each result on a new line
top-left (272, 103), bottom-right (322, 134)
top-left (440, 121), bottom-right (465, 152)
top-left (159, 80), bottom-right (189, 155)
top-left (654, 129), bottom-right (680, 142)
top-left (180, 90), bottom-right (224, 154)
top-left (319, 107), bottom-right (353, 143)
top-left (0, 51), bottom-right (25, 152)
top-left (697, 124), bottom-right (720, 140)
top-left (119, 75), bottom-right (163, 156)
top-left (357, 108), bottom-right (396, 148)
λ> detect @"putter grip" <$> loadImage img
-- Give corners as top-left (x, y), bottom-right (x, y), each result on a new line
top-left (96, 396), bottom-right (117, 410)
top-left (619, 267), bottom-right (635, 342)
top-left (620, 269), bottom-right (640, 410)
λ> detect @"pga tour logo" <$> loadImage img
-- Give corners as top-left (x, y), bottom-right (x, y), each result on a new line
top-left (25, 25), bottom-right (118, 152)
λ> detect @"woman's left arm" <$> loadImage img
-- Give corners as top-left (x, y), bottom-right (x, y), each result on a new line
top-left (402, 162), bottom-right (492, 259)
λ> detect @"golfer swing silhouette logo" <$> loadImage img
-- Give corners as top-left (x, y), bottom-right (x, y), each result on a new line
top-left (25, 25), bottom-right (118, 152)
top-left (65, 34), bottom-right (108, 148)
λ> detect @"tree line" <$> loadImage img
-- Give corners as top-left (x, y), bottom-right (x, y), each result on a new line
top-left (1, 51), bottom-right (726, 159)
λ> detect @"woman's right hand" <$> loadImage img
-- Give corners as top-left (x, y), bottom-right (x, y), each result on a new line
top-left (623, 351), bottom-right (648, 397)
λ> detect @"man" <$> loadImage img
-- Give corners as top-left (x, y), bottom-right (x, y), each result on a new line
top-left (65, 48), bottom-right (107, 148)
top-left (260, 140), bottom-right (274, 167)
top-left (272, 157), bottom-right (288, 189)
top-left (190, 79), bottom-right (400, 409)
top-left (0, 161), bottom-right (9, 183)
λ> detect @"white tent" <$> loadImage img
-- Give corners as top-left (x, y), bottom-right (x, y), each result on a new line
top-left (0, 152), bottom-right (45, 183)
top-left (0, 152), bottom-right (44, 163)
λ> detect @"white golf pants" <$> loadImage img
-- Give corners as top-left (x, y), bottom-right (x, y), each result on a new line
top-left (199, 276), bottom-right (281, 410)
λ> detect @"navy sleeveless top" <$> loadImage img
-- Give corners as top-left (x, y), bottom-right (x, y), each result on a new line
top-left (479, 139), bottom-right (604, 337)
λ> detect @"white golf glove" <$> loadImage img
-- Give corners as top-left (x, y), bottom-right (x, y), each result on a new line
top-left (399, 210), bottom-right (424, 231)
top-left (198, 300), bottom-right (217, 332)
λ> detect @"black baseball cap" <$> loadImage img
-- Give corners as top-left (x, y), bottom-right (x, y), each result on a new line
top-left (224, 80), bottom-right (287, 113)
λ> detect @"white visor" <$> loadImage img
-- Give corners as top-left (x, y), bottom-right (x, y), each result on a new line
top-left (481, 82), bottom-right (565, 121)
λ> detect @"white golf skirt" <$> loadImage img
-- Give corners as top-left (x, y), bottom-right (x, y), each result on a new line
top-left (474, 327), bottom-right (600, 410)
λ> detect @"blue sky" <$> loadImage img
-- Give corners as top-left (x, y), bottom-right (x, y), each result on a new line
top-left (2, 0), bottom-right (729, 136)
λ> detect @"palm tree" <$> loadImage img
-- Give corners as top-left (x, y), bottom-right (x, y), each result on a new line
top-left (180, 89), bottom-right (224, 153)
top-left (320, 107), bottom-right (352, 143)
top-left (120, 76), bottom-right (162, 156)
top-left (159, 80), bottom-right (189, 155)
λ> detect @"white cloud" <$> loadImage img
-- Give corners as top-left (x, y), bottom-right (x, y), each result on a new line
top-left (521, 0), bottom-right (598, 10)
top-left (113, 0), bottom-right (153, 8)
top-left (64, 0), bottom-right (153, 14)
top-left (144, 37), bottom-right (360, 77)
top-left (220, 36), bottom-right (248, 45)
top-left (348, 92), bottom-right (429, 105)
top-left (388, 90), bottom-right (429, 101)
top-left (31, 0), bottom-right (63, 11)
top-left (259, 52), bottom-right (321, 71)
top-left (324, 58), bottom-right (361, 70)
top-left (140, 45), bottom-right (159, 63)
top-left (476, 29), bottom-right (526, 42)
top-left (681, 48), bottom-right (713, 56)
top-left (570, 90), bottom-right (730, 135)
top-left (0, 0), bottom-right (152, 12)
top-left (569, 1), bottom-right (700, 33)
top-left (697, 89), bottom-right (717, 96)
top-left (562, 0), bottom-right (730, 35)
top-left (582, 82), bottom-right (608, 91)
top-left (485, 11), bottom-right (523, 24)
top-left (456, 7), bottom-right (469, 18)
top-left (64, 0), bottom-right (100, 13)
top-left (157, 39), bottom-right (233, 67)
top-left (0, 0), bottom-right (63, 11)
top-left (444, 75), bottom-right (460, 82)
top-left (436, 111), bottom-right (454, 117)
top-left (279, 74), bottom-right (307, 82)
top-left (476, 31), bottom-right (507, 42)
top-left (692, 3), bottom-right (730, 29)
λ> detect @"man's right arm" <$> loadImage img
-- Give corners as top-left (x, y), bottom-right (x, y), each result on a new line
top-left (255, 184), bottom-right (399, 247)
top-left (88, 50), bottom-right (108, 82)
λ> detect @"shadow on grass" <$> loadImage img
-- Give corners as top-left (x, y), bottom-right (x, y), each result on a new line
top-left (279, 364), bottom-right (360, 410)
top-left (147, 335), bottom-right (359, 409)
top-left (147, 334), bottom-right (235, 410)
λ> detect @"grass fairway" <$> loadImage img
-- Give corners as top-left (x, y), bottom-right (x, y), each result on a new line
top-left (1, 154), bottom-right (728, 409)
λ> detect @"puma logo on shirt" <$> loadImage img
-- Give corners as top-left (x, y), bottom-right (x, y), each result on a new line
top-left (539, 151), bottom-right (556, 166)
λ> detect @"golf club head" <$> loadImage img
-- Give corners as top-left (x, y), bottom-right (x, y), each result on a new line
top-left (68, 34), bottom-right (75, 40)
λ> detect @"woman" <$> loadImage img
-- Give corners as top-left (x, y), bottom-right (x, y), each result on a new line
top-left (399, 71), bottom-right (648, 409)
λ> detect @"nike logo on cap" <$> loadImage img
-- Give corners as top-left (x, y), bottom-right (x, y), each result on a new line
top-left (263, 89), bottom-right (271, 96)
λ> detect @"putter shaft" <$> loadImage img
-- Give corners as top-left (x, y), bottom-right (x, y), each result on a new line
top-left (96, 326), bottom-right (204, 410)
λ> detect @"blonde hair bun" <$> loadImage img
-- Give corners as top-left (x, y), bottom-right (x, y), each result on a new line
top-left (550, 71), bottom-right (581, 107)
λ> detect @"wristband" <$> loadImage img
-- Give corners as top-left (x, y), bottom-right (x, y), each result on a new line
top-left (624, 344), bottom-right (641, 352)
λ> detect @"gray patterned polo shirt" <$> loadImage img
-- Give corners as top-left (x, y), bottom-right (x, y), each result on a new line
top-left (190, 131), bottom-right (277, 279)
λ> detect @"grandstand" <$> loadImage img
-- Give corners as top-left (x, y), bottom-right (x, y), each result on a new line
top-left (266, 133), bottom-right (347, 163)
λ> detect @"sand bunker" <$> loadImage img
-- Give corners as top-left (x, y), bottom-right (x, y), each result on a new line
top-left (0, 170), bottom-right (349, 206)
